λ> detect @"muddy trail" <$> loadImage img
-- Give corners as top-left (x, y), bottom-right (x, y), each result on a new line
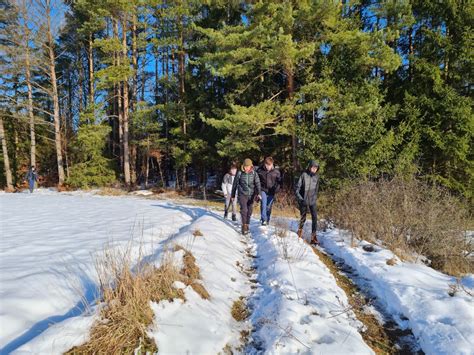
top-left (313, 245), bottom-right (424, 355)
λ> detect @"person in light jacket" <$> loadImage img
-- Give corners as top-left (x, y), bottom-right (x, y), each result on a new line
top-left (231, 158), bottom-right (262, 235)
top-left (295, 160), bottom-right (320, 244)
top-left (222, 164), bottom-right (238, 221)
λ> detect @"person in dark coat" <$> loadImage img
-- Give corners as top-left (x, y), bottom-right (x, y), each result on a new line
top-left (295, 160), bottom-right (320, 244)
top-left (257, 157), bottom-right (281, 225)
top-left (25, 166), bottom-right (39, 193)
top-left (231, 158), bottom-right (262, 235)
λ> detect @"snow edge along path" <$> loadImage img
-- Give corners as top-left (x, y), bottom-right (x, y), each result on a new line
top-left (319, 228), bottom-right (474, 355)
top-left (246, 221), bottom-right (374, 354)
top-left (147, 212), bottom-right (253, 354)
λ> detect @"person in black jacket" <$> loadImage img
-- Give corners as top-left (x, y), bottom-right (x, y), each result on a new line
top-left (257, 157), bottom-right (281, 226)
top-left (295, 160), bottom-right (320, 244)
top-left (231, 158), bottom-right (262, 235)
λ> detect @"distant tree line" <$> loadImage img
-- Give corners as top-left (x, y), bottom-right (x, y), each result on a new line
top-left (0, 0), bottom-right (472, 199)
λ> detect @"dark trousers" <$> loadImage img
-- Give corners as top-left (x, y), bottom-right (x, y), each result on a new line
top-left (299, 203), bottom-right (317, 234)
top-left (260, 191), bottom-right (275, 222)
top-left (238, 194), bottom-right (254, 225)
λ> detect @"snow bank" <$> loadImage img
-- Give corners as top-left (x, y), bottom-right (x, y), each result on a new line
top-left (148, 214), bottom-right (252, 353)
top-left (248, 223), bottom-right (374, 354)
top-left (0, 193), bottom-right (192, 353)
top-left (319, 229), bottom-right (474, 355)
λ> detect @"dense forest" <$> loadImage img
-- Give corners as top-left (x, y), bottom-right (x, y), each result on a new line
top-left (0, 0), bottom-right (472, 198)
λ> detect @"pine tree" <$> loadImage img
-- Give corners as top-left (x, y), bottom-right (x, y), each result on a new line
top-left (200, 1), bottom-right (401, 184)
top-left (67, 108), bottom-right (116, 188)
top-left (199, 1), bottom-right (316, 172)
top-left (0, 0), bottom-right (471, 198)
top-left (385, 0), bottom-right (474, 198)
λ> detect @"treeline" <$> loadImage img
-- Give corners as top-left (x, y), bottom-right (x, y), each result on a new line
top-left (0, 0), bottom-right (472, 198)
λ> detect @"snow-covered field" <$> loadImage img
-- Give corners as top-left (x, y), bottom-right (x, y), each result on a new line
top-left (0, 189), bottom-right (193, 353)
top-left (1, 189), bottom-right (473, 354)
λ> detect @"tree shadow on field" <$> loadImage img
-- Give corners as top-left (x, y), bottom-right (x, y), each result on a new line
top-left (151, 202), bottom-right (208, 222)
top-left (0, 274), bottom-right (98, 354)
top-left (138, 203), bottom-right (243, 264)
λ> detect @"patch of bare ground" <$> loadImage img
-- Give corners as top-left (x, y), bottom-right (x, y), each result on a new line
top-left (309, 245), bottom-right (423, 354)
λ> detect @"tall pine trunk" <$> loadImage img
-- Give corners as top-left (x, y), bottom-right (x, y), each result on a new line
top-left (131, 15), bottom-right (138, 108)
top-left (409, 27), bottom-right (414, 83)
top-left (25, 44), bottom-right (36, 168)
top-left (285, 66), bottom-right (297, 173)
top-left (178, 15), bottom-right (186, 189)
top-left (113, 19), bottom-right (124, 171)
top-left (0, 117), bottom-right (14, 191)
top-left (130, 14), bottom-right (138, 184)
top-left (46, 0), bottom-right (65, 186)
top-left (19, 0), bottom-right (36, 168)
top-left (121, 17), bottom-right (131, 186)
top-left (88, 33), bottom-right (95, 106)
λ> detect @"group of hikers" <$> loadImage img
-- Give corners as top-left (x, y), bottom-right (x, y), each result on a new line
top-left (25, 158), bottom-right (319, 243)
top-left (221, 157), bottom-right (320, 245)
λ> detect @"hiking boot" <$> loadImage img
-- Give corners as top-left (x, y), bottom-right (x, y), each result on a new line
top-left (241, 224), bottom-right (246, 234)
top-left (224, 211), bottom-right (228, 219)
top-left (261, 220), bottom-right (267, 226)
top-left (243, 224), bottom-right (250, 235)
top-left (232, 214), bottom-right (237, 221)
top-left (297, 229), bottom-right (303, 239)
top-left (310, 233), bottom-right (319, 245)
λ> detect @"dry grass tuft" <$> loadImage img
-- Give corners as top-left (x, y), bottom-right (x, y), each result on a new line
top-left (66, 243), bottom-right (210, 354)
top-left (66, 247), bottom-right (184, 354)
top-left (231, 297), bottom-right (249, 322)
top-left (192, 229), bottom-right (204, 237)
top-left (174, 244), bottom-right (210, 300)
top-left (182, 250), bottom-right (200, 280)
top-left (151, 188), bottom-right (187, 199)
top-left (97, 187), bottom-right (128, 196)
top-left (386, 258), bottom-right (397, 266)
top-left (189, 281), bottom-right (210, 300)
top-left (329, 176), bottom-right (473, 276)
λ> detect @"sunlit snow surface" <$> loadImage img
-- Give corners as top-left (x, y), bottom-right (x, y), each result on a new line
top-left (1, 189), bottom-right (472, 354)
top-left (0, 189), bottom-right (191, 353)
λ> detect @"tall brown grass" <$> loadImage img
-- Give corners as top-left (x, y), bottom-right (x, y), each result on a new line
top-left (328, 176), bottom-right (473, 276)
top-left (231, 297), bottom-right (249, 322)
top-left (66, 243), bottom-right (209, 354)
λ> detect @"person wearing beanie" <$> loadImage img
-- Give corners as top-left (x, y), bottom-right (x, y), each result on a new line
top-left (221, 163), bottom-right (238, 221)
top-left (257, 156), bottom-right (281, 226)
top-left (295, 160), bottom-right (320, 244)
top-left (231, 158), bottom-right (262, 235)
